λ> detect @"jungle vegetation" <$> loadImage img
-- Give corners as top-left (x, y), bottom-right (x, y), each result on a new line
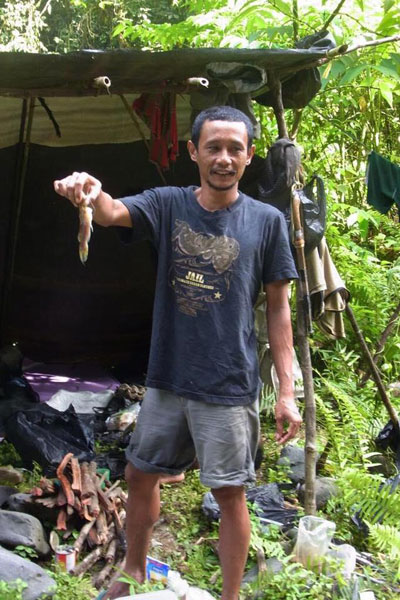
top-left (0, 1), bottom-right (399, 598)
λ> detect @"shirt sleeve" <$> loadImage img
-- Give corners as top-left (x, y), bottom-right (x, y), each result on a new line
top-left (116, 188), bottom-right (163, 246)
top-left (262, 210), bottom-right (298, 284)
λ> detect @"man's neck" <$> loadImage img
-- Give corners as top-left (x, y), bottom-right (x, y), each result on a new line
top-left (194, 186), bottom-right (239, 212)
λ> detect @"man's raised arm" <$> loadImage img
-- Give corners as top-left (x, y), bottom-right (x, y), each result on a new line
top-left (53, 171), bottom-right (132, 228)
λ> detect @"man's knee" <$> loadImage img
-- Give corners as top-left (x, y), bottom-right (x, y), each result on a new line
top-left (125, 462), bottom-right (159, 489)
top-left (212, 486), bottom-right (247, 511)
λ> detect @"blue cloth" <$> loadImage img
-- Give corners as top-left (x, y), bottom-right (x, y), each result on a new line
top-left (119, 186), bottom-right (297, 406)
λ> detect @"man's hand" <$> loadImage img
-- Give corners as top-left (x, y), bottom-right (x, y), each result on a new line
top-left (54, 171), bottom-right (102, 208)
top-left (275, 395), bottom-right (302, 444)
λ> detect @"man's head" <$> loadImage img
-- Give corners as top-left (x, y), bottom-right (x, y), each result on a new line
top-left (191, 106), bottom-right (254, 150)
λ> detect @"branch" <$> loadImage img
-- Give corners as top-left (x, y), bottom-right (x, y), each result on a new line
top-left (321, 0), bottom-right (347, 31)
top-left (292, 0), bottom-right (299, 43)
top-left (344, 34), bottom-right (400, 54)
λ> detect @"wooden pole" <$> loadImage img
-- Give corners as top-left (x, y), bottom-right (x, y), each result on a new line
top-left (345, 303), bottom-right (400, 432)
top-left (0, 97), bottom-right (35, 344)
top-left (267, 78), bottom-right (317, 514)
top-left (292, 189), bottom-right (317, 515)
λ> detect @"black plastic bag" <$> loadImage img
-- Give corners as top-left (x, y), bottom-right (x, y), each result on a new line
top-left (299, 174), bottom-right (327, 254)
top-left (203, 484), bottom-right (298, 527)
top-left (4, 403), bottom-right (95, 475)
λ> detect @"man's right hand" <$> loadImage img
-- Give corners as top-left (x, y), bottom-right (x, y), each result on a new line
top-left (53, 172), bottom-right (132, 227)
top-left (53, 171), bottom-right (102, 207)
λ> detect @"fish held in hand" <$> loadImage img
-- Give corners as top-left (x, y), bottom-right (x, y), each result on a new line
top-left (77, 199), bottom-right (94, 264)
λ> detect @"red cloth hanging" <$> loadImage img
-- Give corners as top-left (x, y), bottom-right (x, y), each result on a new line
top-left (132, 91), bottom-right (179, 171)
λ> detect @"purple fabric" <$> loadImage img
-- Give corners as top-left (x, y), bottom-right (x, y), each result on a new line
top-left (23, 360), bottom-right (119, 404)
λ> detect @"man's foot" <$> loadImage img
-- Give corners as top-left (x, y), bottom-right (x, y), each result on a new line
top-left (159, 472), bottom-right (185, 485)
top-left (101, 569), bottom-right (144, 600)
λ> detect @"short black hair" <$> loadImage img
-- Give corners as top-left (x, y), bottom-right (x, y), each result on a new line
top-left (191, 106), bottom-right (254, 150)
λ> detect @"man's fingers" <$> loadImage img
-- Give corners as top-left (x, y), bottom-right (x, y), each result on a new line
top-left (53, 172), bottom-right (100, 207)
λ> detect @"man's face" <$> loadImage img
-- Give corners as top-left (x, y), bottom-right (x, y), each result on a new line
top-left (187, 120), bottom-right (255, 192)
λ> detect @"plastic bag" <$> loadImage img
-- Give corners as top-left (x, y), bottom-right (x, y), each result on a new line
top-left (4, 403), bottom-right (95, 475)
top-left (299, 175), bottom-right (327, 254)
top-left (105, 402), bottom-right (141, 431)
top-left (167, 570), bottom-right (215, 600)
top-left (294, 516), bottom-right (336, 569)
top-left (326, 544), bottom-right (356, 579)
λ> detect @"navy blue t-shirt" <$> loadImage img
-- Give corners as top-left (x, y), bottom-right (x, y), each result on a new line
top-left (119, 186), bottom-right (297, 405)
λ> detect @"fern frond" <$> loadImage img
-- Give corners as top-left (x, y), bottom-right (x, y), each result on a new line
top-left (369, 523), bottom-right (400, 579)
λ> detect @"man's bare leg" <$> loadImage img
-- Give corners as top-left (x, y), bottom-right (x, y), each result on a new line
top-left (159, 472), bottom-right (185, 485)
top-left (103, 463), bottom-right (160, 600)
top-left (212, 486), bottom-right (251, 600)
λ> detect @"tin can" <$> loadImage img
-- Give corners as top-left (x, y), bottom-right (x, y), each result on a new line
top-left (55, 545), bottom-right (76, 572)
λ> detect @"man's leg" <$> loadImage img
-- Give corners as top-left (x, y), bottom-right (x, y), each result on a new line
top-left (212, 486), bottom-right (251, 600)
top-left (104, 463), bottom-right (160, 600)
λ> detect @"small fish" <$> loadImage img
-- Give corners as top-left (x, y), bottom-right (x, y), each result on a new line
top-left (77, 198), bottom-right (93, 264)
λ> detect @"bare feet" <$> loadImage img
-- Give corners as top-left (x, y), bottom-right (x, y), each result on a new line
top-left (102, 567), bottom-right (144, 600)
top-left (159, 472), bottom-right (185, 485)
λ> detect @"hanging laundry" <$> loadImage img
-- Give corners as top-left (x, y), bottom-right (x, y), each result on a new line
top-left (306, 237), bottom-right (350, 339)
top-left (133, 92), bottom-right (179, 170)
top-left (366, 151), bottom-right (400, 214)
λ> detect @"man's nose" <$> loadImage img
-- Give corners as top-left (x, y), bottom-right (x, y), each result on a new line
top-left (216, 149), bottom-right (231, 164)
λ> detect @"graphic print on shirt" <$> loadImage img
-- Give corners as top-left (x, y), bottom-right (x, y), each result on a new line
top-left (170, 220), bottom-right (240, 316)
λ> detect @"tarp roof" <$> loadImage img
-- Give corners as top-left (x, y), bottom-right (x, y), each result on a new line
top-left (0, 46), bottom-right (330, 97)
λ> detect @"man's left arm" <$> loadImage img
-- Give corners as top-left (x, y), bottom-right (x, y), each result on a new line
top-left (264, 279), bottom-right (302, 444)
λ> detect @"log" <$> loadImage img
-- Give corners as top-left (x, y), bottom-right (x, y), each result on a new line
top-left (56, 507), bottom-right (68, 531)
top-left (56, 488), bottom-right (67, 507)
top-left (35, 496), bottom-right (58, 508)
top-left (72, 527), bottom-right (115, 576)
top-left (92, 559), bottom-right (115, 590)
top-left (74, 520), bottom-right (96, 554)
top-left (96, 511), bottom-right (109, 544)
top-left (56, 453), bottom-right (75, 507)
top-left (87, 526), bottom-right (101, 548)
top-left (104, 538), bottom-right (117, 563)
top-left (81, 462), bottom-right (97, 500)
top-left (70, 457), bottom-right (82, 496)
top-left (38, 477), bottom-right (56, 495)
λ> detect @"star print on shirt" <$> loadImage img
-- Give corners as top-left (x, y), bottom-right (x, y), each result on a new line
top-left (214, 291), bottom-right (222, 299)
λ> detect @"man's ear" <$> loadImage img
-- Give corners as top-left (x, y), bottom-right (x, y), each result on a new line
top-left (187, 140), bottom-right (198, 162)
top-left (246, 144), bottom-right (256, 165)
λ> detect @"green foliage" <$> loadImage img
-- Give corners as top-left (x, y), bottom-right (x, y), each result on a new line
top-left (116, 571), bottom-right (164, 595)
top-left (369, 523), bottom-right (400, 579)
top-left (241, 557), bottom-right (350, 600)
top-left (0, 580), bottom-right (27, 600)
top-left (337, 469), bottom-right (400, 527)
top-left (0, 441), bottom-right (23, 468)
top-left (13, 545), bottom-right (39, 560)
top-left (47, 567), bottom-right (97, 599)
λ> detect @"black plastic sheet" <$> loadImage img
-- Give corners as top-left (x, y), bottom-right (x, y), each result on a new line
top-left (4, 404), bottom-right (95, 475)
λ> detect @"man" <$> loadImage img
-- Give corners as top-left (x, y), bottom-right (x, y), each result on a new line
top-left (54, 106), bottom-right (302, 600)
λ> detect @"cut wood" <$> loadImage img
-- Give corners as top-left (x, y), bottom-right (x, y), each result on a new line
top-left (74, 520), bottom-right (96, 554)
top-left (56, 452), bottom-right (75, 506)
top-left (70, 457), bottom-right (82, 495)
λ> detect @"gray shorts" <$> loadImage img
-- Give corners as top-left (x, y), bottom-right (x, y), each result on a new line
top-left (125, 387), bottom-right (260, 489)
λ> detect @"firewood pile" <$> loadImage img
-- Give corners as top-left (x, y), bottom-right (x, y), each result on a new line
top-left (30, 452), bottom-right (127, 588)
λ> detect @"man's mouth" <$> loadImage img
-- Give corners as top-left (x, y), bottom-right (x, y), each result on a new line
top-left (211, 170), bottom-right (235, 176)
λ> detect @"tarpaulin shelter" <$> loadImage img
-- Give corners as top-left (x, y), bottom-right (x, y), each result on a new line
top-left (0, 41), bottom-right (336, 375)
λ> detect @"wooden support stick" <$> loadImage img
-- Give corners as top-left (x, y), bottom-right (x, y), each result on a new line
top-left (345, 303), bottom-right (400, 432)
top-left (267, 71), bottom-right (289, 139)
